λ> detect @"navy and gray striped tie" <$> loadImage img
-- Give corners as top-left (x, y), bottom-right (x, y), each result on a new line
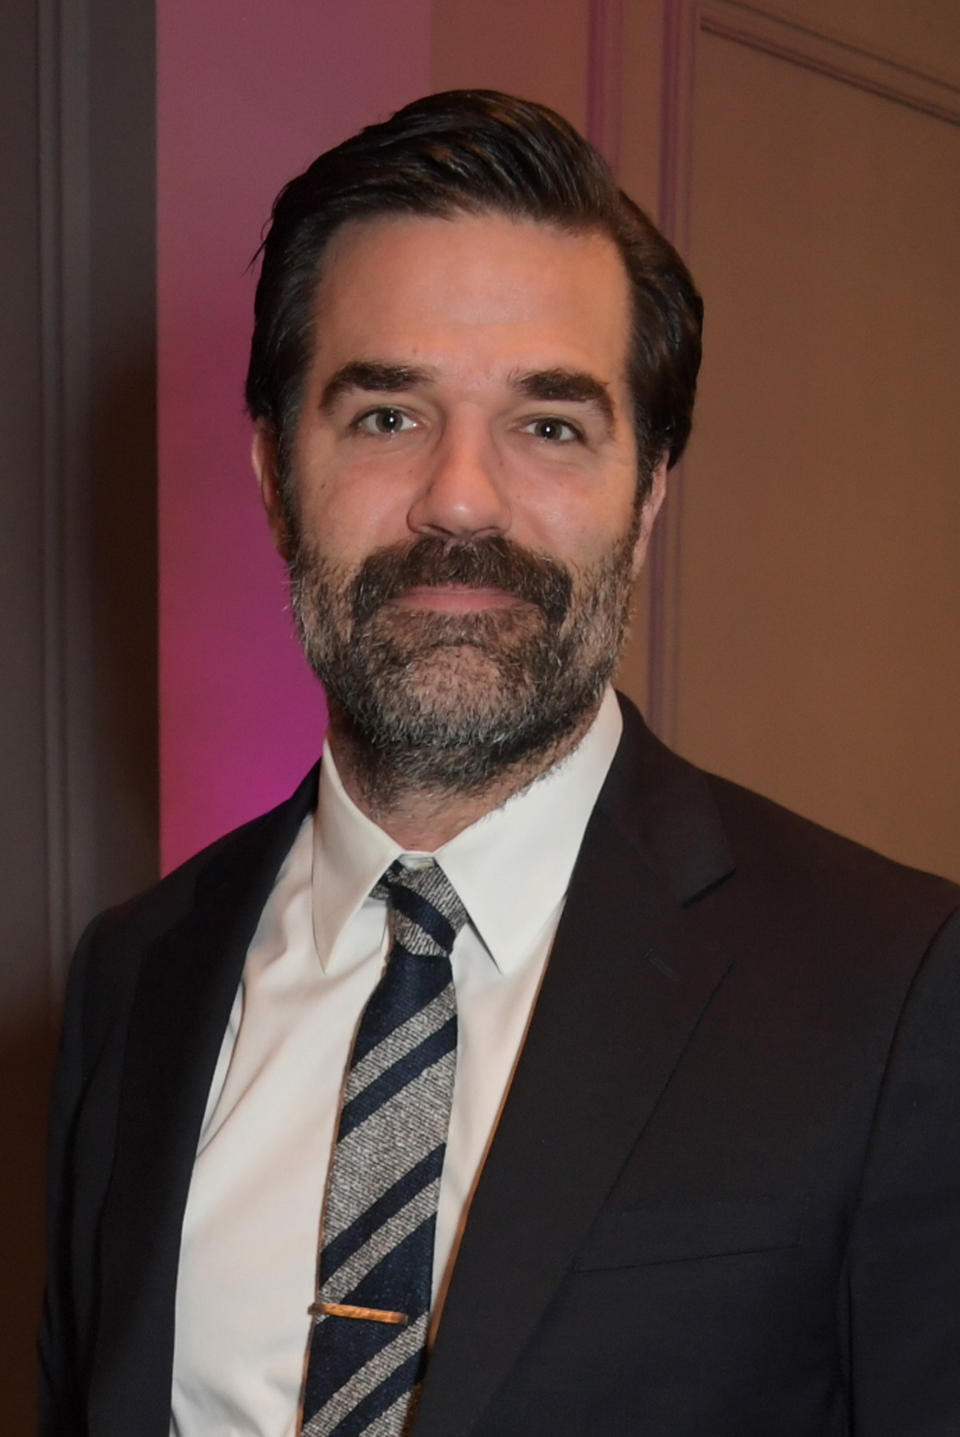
top-left (300, 858), bottom-right (468, 1436)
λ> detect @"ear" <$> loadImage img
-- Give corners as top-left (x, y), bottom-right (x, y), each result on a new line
top-left (252, 421), bottom-right (291, 561)
top-left (631, 455), bottom-right (668, 578)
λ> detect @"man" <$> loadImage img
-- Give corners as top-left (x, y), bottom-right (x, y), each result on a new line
top-left (41, 91), bottom-right (960, 1437)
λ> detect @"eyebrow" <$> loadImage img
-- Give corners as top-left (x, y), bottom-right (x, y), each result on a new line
top-left (512, 368), bottom-right (615, 430)
top-left (319, 359), bottom-right (616, 432)
top-left (319, 361), bottom-right (435, 411)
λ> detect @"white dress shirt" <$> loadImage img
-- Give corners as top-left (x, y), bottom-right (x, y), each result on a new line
top-left (170, 688), bottom-right (622, 1437)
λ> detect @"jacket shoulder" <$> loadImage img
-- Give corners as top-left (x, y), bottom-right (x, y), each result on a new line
top-left (68, 764), bottom-right (320, 1024)
top-left (707, 766), bottom-right (958, 905)
top-left (694, 767), bottom-right (960, 986)
top-left (612, 693), bottom-right (959, 939)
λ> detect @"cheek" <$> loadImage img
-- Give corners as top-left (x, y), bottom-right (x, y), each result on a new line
top-left (516, 484), bottom-right (638, 565)
top-left (293, 475), bottom-right (414, 570)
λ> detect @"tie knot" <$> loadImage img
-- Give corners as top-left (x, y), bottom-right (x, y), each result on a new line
top-left (373, 859), bottom-right (468, 959)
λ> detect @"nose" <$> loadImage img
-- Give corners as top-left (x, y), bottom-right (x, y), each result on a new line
top-left (407, 417), bottom-right (511, 541)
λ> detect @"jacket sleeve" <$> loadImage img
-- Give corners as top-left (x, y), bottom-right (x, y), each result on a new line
top-left (846, 904), bottom-right (960, 1435)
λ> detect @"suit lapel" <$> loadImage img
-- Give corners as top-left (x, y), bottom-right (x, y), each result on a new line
top-left (89, 770), bottom-right (318, 1436)
top-left (415, 702), bottom-right (736, 1437)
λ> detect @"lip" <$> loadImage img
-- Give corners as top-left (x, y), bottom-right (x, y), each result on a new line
top-left (388, 585), bottom-right (527, 613)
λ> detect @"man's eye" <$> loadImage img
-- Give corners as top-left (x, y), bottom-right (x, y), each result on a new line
top-left (353, 407), bottom-right (416, 436)
top-left (522, 417), bottom-right (582, 443)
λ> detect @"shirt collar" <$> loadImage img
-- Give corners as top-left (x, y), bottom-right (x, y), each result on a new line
top-left (312, 687), bottom-right (623, 974)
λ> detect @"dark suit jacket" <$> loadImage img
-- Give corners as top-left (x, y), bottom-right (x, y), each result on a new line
top-left (40, 698), bottom-right (960, 1435)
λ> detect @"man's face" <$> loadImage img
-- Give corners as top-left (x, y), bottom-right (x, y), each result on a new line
top-left (255, 211), bottom-right (666, 792)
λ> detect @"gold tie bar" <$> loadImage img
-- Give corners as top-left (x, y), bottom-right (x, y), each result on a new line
top-left (308, 1300), bottom-right (409, 1326)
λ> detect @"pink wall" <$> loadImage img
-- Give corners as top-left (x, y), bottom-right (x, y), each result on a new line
top-left (157, 0), bottom-right (433, 870)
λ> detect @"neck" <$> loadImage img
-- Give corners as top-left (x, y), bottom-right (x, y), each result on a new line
top-left (327, 703), bottom-right (600, 851)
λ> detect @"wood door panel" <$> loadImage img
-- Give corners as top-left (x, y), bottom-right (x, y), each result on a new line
top-left (660, 23), bottom-right (960, 879)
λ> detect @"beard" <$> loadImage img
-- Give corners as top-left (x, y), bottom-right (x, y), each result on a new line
top-left (287, 525), bottom-right (639, 802)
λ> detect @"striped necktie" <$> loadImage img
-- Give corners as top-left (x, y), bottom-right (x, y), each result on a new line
top-left (300, 858), bottom-right (468, 1436)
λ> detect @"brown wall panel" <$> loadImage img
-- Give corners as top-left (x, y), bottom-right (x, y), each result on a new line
top-left (664, 16), bottom-right (960, 879)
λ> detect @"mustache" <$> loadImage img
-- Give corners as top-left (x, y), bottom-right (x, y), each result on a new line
top-left (349, 536), bottom-right (573, 628)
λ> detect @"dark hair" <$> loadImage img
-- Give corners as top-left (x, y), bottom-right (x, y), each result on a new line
top-left (245, 90), bottom-right (703, 490)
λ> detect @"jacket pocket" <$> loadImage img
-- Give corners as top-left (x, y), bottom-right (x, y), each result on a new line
top-left (573, 1194), bottom-right (805, 1271)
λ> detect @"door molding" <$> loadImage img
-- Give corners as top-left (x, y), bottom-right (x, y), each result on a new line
top-left (646, 0), bottom-right (960, 743)
top-left (37, 0), bottom-right (96, 1000)
top-left (587, 0), bottom-right (626, 167)
top-left (34, 0), bottom-right (158, 1006)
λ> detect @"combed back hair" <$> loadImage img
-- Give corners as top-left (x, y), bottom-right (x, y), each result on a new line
top-left (245, 89), bottom-right (703, 493)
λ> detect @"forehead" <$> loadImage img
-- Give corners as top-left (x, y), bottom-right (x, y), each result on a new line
top-left (306, 210), bottom-right (633, 389)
